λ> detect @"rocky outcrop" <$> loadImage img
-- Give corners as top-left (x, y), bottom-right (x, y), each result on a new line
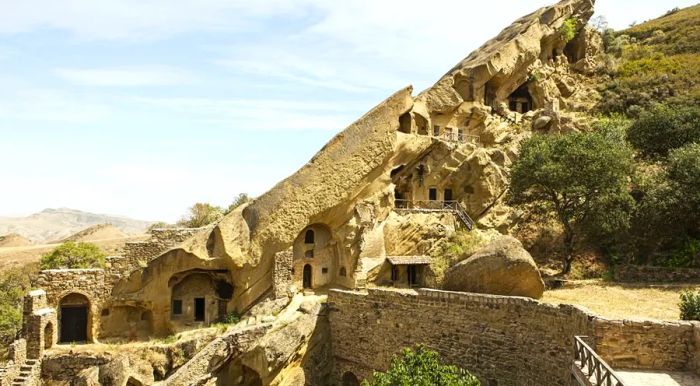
top-left (443, 236), bottom-right (545, 298)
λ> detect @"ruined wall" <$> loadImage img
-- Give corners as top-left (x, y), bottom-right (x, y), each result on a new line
top-left (614, 265), bottom-right (700, 283)
top-left (329, 288), bottom-right (591, 386)
top-left (273, 249), bottom-right (294, 298)
top-left (118, 228), bottom-right (202, 280)
top-left (0, 339), bottom-right (25, 386)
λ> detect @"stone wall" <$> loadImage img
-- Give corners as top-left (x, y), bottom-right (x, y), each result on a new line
top-left (614, 265), bottom-right (700, 282)
top-left (593, 318), bottom-right (698, 371)
top-left (119, 228), bottom-right (201, 279)
top-left (273, 249), bottom-right (294, 299)
top-left (0, 339), bottom-right (25, 386)
top-left (38, 269), bottom-right (107, 306)
top-left (41, 353), bottom-right (109, 382)
top-left (329, 288), bottom-right (592, 386)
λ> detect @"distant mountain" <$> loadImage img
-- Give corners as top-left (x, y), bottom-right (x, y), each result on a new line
top-left (58, 223), bottom-right (128, 243)
top-left (0, 208), bottom-right (153, 244)
top-left (0, 233), bottom-right (32, 247)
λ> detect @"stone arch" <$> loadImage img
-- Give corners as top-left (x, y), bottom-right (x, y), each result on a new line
top-left (169, 269), bottom-right (234, 326)
top-left (342, 372), bottom-right (360, 386)
top-left (398, 112), bottom-right (412, 134)
top-left (44, 321), bottom-right (54, 350)
top-left (58, 292), bottom-right (91, 343)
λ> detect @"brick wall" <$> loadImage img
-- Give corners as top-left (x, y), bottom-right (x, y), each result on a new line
top-left (329, 288), bottom-right (593, 386)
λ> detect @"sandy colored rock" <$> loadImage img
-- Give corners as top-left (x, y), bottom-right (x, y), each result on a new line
top-left (443, 235), bottom-right (545, 298)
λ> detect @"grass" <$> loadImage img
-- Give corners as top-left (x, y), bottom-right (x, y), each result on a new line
top-left (541, 281), bottom-right (700, 320)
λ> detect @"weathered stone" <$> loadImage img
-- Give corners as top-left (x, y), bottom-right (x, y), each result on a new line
top-left (443, 236), bottom-right (545, 298)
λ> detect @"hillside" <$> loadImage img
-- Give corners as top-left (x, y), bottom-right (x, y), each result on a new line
top-left (0, 208), bottom-right (152, 244)
top-left (0, 234), bottom-right (32, 248)
top-left (57, 223), bottom-right (128, 243)
top-left (596, 4), bottom-right (700, 113)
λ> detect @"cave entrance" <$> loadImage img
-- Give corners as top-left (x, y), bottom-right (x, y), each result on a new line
top-left (342, 372), bottom-right (360, 386)
top-left (398, 112), bottom-right (412, 134)
top-left (194, 298), bottom-right (205, 322)
top-left (508, 84), bottom-right (533, 114)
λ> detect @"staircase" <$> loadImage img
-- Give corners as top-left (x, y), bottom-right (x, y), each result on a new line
top-left (454, 202), bottom-right (475, 230)
top-left (11, 359), bottom-right (40, 386)
top-left (394, 200), bottom-right (475, 230)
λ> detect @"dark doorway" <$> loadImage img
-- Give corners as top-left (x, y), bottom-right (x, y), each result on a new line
top-left (444, 188), bottom-right (453, 202)
top-left (60, 306), bottom-right (88, 343)
top-left (194, 298), bottom-right (205, 322)
top-left (342, 372), bottom-right (360, 386)
top-left (44, 322), bottom-right (53, 349)
top-left (303, 264), bottom-right (313, 289)
top-left (407, 266), bottom-right (418, 287)
top-left (428, 188), bottom-right (437, 201)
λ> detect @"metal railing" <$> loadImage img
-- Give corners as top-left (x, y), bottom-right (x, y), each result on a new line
top-left (440, 132), bottom-right (481, 145)
top-left (394, 200), bottom-right (474, 230)
top-left (571, 336), bottom-right (626, 386)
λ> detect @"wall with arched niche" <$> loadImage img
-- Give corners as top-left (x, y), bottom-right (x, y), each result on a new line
top-left (292, 224), bottom-right (339, 289)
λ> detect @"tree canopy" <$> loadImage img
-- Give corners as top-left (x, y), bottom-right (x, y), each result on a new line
top-left (509, 132), bottom-right (635, 273)
top-left (362, 345), bottom-right (480, 386)
top-left (39, 241), bottom-right (106, 270)
top-left (627, 104), bottom-right (700, 159)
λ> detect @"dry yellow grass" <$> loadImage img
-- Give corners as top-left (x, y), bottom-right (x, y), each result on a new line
top-left (541, 281), bottom-right (700, 321)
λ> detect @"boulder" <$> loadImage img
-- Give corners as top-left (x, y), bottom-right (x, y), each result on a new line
top-left (533, 115), bottom-right (553, 130)
top-left (443, 236), bottom-right (545, 298)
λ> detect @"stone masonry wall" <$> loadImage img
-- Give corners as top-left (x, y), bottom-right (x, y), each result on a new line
top-left (38, 269), bottom-right (107, 306)
top-left (329, 288), bottom-right (592, 386)
top-left (273, 249), bottom-right (294, 299)
top-left (0, 339), bottom-right (26, 386)
top-left (614, 265), bottom-right (700, 282)
top-left (593, 318), bottom-right (698, 371)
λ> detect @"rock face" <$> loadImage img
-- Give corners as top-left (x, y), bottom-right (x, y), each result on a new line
top-left (443, 236), bottom-right (545, 298)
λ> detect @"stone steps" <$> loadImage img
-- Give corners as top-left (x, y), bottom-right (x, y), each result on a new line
top-left (11, 359), bottom-right (40, 386)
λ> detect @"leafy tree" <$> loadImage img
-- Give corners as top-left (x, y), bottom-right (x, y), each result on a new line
top-left (627, 104), bottom-right (700, 159)
top-left (39, 241), bottom-right (106, 270)
top-left (361, 345), bottom-right (480, 386)
top-left (0, 264), bottom-right (38, 355)
top-left (226, 193), bottom-right (252, 214)
top-left (177, 203), bottom-right (225, 228)
top-left (509, 132), bottom-right (635, 274)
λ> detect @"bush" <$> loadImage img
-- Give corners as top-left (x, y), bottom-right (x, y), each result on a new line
top-left (680, 290), bottom-right (700, 320)
top-left (222, 311), bottom-right (241, 324)
top-left (0, 264), bottom-right (38, 358)
top-left (362, 345), bottom-right (480, 386)
top-left (430, 230), bottom-right (483, 287)
top-left (559, 17), bottom-right (578, 44)
top-left (177, 203), bottom-right (225, 228)
top-left (627, 104), bottom-right (700, 159)
top-left (39, 241), bottom-right (106, 270)
top-left (226, 193), bottom-right (252, 214)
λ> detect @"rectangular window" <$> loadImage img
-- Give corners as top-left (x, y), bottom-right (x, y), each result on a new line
top-left (172, 300), bottom-right (182, 315)
top-left (433, 125), bottom-right (440, 136)
top-left (322, 267), bottom-right (328, 274)
top-left (194, 298), bottom-right (205, 322)
top-left (444, 188), bottom-right (453, 202)
top-left (428, 188), bottom-right (438, 201)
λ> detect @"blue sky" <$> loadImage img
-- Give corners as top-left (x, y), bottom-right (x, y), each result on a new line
top-left (0, 0), bottom-right (695, 222)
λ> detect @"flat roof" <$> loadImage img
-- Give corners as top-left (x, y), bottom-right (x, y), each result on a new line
top-left (387, 256), bottom-right (431, 265)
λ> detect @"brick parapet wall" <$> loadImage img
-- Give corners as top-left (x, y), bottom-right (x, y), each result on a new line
top-left (329, 288), bottom-right (593, 386)
top-left (329, 288), bottom-right (700, 385)
top-left (614, 265), bottom-right (700, 282)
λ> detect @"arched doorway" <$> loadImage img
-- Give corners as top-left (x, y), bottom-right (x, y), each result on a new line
top-left (342, 372), bottom-right (360, 386)
top-left (59, 293), bottom-right (90, 343)
top-left (303, 264), bottom-right (313, 289)
top-left (44, 322), bottom-right (54, 349)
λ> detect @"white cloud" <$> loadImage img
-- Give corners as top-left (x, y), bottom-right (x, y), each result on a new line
top-left (54, 66), bottom-right (191, 87)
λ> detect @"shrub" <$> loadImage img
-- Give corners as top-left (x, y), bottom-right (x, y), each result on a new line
top-left (226, 193), bottom-right (252, 214)
top-left (177, 203), bottom-right (225, 228)
top-left (430, 230), bottom-right (483, 287)
top-left (39, 241), bottom-right (105, 270)
top-left (627, 104), bottom-right (700, 159)
top-left (223, 311), bottom-right (240, 324)
top-left (680, 290), bottom-right (700, 320)
top-left (361, 345), bottom-right (480, 386)
top-left (0, 264), bottom-right (38, 358)
top-left (559, 17), bottom-right (578, 44)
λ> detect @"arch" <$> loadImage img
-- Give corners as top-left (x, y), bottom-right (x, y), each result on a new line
top-left (303, 264), bottom-right (313, 289)
top-left (44, 322), bottom-right (54, 350)
top-left (342, 372), bottom-right (360, 386)
top-left (304, 229), bottom-right (315, 244)
top-left (58, 292), bottom-right (90, 343)
top-left (126, 377), bottom-right (144, 386)
top-left (398, 112), bottom-right (412, 134)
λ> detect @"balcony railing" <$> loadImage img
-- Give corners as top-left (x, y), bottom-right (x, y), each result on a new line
top-left (440, 132), bottom-right (481, 144)
top-left (394, 200), bottom-right (474, 230)
top-left (571, 336), bottom-right (626, 386)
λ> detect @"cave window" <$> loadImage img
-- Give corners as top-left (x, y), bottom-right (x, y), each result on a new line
top-left (508, 84), bottom-right (533, 114)
top-left (322, 267), bottom-right (328, 274)
top-left (398, 112), bottom-right (412, 134)
top-left (339, 267), bottom-right (347, 277)
top-left (305, 249), bottom-right (314, 259)
top-left (101, 308), bottom-right (110, 317)
top-left (432, 125), bottom-right (440, 137)
top-left (428, 188), bottom-right (438, 201)
top-left (458, 128), bottom-right (464, 142)
top-left (172, 300), bottom-right (182, 315)
top-left (304, 229), bottom-right (315, 244)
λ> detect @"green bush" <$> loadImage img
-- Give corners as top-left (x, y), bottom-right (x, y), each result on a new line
top-left (361, 345), bottom-right (480, 386)
top-left (559, 17), bottom-right (578, 44)
top-left (627, 104), bottom-right (700, 159)
top-left (226, 193), bottom-right (252, 214)
top-left (0, 264), bottom-right (38, 358)
top-left (177, 203), bottom-right (225, 228)
top-left (39, 241), bottom-right (106, 270)
top-left (223, 311), bottom-right (241, 324)
top-left (680, 290), bottom-right (700, 320)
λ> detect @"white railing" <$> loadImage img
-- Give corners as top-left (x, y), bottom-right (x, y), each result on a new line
top-left (572, 336), bottom-right (626, 386)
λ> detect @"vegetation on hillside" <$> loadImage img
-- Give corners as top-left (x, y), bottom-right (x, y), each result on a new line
top-left (361, 345), bottom-right (480, 386)
top-left (39, 241), bottom-right (106, 270)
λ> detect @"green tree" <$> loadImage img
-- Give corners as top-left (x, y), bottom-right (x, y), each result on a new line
top-left (361, 345), bottom-right (480, 386)
top-left (39, 241), bottom-right (106, 270)
top-left (627, 104), bottom-right (700, 159)
top-left (559, 17), bottom-right (578, 44)
top-left (509, 132), bottom-right (635, 274)
top-left (226, 193), bottom-right (252, 214)
top-left (177, 203), bottom-right (225, 228)
top-left (0, 264), bottom-right (38, 355)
